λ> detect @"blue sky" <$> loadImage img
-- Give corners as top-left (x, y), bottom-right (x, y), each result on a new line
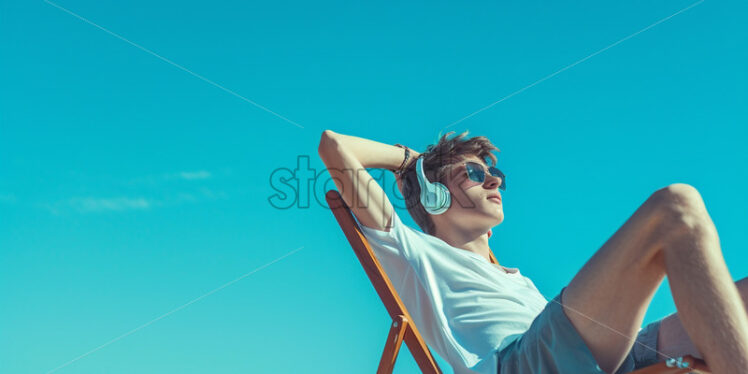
top-left (1, 0), bottom-right (747, 372)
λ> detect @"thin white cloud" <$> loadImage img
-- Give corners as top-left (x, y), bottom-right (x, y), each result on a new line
top-left (171, 188), bottom-right (227, 203)
top-left (196, 187), bottom-right (227, 200)
top-left (175, 171), bottom-right (211, 180)
top-left (48, 169), bottom-right (226, 214)
top-left (67, 197), bottom-right (151, 213)
top-left (127, 170), bottom-right (214, 186)
top-left (50, 189), bottom-right (227, 215)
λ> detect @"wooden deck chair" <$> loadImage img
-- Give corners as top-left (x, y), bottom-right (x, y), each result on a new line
top-left (325, 190), bottom-right (710, 374)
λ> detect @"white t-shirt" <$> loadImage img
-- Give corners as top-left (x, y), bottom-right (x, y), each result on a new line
top-left (359, 211), bottom-right (549, 374)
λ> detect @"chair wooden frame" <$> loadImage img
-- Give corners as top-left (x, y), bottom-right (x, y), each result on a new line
top-left (325, 190), bottom-right (710, 374)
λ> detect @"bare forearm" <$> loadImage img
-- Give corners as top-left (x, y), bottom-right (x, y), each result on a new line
top-left (318, 130), bottom-right (416, 230)
top-left (319, 130), bottom-right (420, 171)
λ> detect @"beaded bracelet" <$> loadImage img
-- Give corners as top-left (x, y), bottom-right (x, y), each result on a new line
top-left (392, 144), bottom-right (410, 176)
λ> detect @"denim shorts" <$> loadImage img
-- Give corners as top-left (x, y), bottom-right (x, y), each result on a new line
top-left (496, 287), bottom-right (661, 374)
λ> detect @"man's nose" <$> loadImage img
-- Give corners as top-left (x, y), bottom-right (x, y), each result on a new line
top-left (483, 174), bottom-right (501, 189)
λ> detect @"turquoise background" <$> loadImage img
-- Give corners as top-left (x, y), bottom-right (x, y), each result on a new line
top-left (2, 0), bottom-right (747, 372)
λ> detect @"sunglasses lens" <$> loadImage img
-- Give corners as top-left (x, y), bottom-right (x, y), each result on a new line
top-left (466, 163), bottom-right (506, 190)
top-left (465, 163), bottom-right (485, 183)
top-left (488, 167), bottom-right (506, 191)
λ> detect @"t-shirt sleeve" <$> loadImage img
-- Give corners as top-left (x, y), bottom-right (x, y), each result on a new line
top-left (358, 210), bottom-right (414, 261)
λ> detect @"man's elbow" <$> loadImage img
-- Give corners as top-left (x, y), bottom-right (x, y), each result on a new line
top-left (318, 129), bottom-right (340, 157)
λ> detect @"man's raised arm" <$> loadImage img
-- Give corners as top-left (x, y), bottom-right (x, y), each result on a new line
top-left (317, 130), bottom-right (419, 231)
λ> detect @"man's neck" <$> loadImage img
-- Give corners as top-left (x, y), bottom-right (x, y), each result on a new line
top-left (436, 226), bottom-right (495, 264)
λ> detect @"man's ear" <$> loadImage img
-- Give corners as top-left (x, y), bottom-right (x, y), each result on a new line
top-left (448, 182), bottom-right (476, 210)
top-left (488, 228), bottom-right (492, 238)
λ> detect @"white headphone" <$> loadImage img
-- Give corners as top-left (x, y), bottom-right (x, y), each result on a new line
top-left (416, 157), bottom-right (451, 215)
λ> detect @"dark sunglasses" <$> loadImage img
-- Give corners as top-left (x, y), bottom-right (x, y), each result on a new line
top-left (464, 161), bottom-right (506, 191)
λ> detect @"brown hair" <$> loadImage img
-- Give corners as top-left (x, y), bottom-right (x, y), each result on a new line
top-left (400, 130), bottom-right (500, 235)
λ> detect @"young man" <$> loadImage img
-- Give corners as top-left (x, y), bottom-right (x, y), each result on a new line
top-left (317, 129), bottom-right (748, 374)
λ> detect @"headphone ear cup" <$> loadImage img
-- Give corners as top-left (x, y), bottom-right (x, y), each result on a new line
top-left (416, 157), bottom-right (451, 215)
top-left (429, 182), bottom-right (451, 215)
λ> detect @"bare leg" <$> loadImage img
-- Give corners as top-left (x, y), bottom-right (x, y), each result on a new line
top-left (559, 184), bottom-right (748, 373)
top-left (661, 187), bottom-right (748, 373)
top-left (657, 277), bottom-right (748, 362)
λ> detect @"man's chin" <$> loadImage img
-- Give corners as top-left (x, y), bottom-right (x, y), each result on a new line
top-left (493, 212), bottom-right (504, 225)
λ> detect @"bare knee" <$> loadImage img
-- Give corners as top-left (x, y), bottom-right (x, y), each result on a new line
top-left (651, 183), bottom-right (716, 248)
top-left (653, 183), bottom-right (708, 224)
